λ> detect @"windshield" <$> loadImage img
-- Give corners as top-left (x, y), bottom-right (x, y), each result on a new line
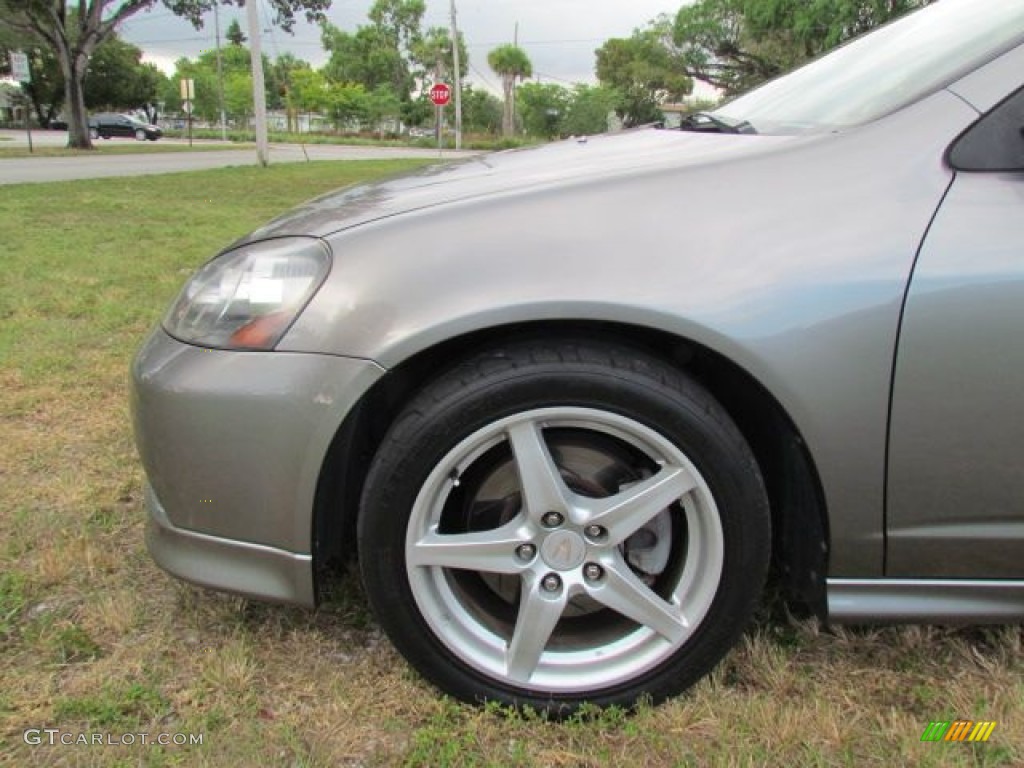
top-left (713, 0), bottom-right (1024, 135)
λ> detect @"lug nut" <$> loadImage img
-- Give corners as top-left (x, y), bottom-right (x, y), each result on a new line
top-left (516, 543), bottom-right (536, 561)
top-left (541, 573), bottom-right (562, 593)
top-left (584, 525), bottom-right (605, 539)
top-left (542, 511), bottom-right (564, 528)
top-left (583, 563), bottom-right (604, 582)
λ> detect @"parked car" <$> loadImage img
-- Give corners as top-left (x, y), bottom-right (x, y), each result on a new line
top-left (89, 112), bottom-right (161, 141)
top-left (132, 0), bottom-right (1024, 713)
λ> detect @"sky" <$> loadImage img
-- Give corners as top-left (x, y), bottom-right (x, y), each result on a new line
top-left (118, 0), bottom-right (688, 92)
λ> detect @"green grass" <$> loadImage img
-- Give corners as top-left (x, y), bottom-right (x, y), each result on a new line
top-left (166, 125), bottom-right (536, 151)
top-left (54, 682), bottom-right (168, 728)
top-left (0, 573), bottom-right (28, 639)
top-left (0, 142), bottom-right (252, 159)
top-left (0, 162), bottom-right (1021, 766)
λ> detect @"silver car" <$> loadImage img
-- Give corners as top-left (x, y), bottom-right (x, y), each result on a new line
top-left (132, 0), bottom-right (1024, 712)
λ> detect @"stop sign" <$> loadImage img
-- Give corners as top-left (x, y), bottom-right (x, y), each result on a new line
top-left (429, 83), bottom-right (451, 106)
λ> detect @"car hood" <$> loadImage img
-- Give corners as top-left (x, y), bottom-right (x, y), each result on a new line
top-left (239, 129), bottom-right (796, 244)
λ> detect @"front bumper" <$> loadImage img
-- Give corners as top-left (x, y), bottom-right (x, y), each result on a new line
top-left (145, 481), bottom-right (317, 605)
top-left (132, 329), bottom-right (385, 605)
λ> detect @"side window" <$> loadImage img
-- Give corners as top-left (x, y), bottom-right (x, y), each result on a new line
top-left (949, 86), bottom-right (1024, 172)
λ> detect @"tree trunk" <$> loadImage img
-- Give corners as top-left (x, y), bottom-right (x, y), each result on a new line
top-left (56, 44), bottom-right (93, 149)
top-left (64, 65), bottom-right (91, 148)
top-left (502, 75), bottom-right (514, 137)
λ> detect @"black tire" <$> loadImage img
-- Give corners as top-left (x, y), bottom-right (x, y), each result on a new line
top-left (135, 128), bottom-right (146, 141)
top-left (358, 339), bottom-right (770, 713)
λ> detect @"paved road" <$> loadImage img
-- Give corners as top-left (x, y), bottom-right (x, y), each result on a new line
top-left (0, 130), bottom-right (476, 185)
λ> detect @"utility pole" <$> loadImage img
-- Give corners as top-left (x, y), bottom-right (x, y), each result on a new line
top-left (213, 5), bottom-right (228, 142)
top-left (434, 59), bottom-right (443, 147)
top-left (449, 0), bottom-right (462, 150)
top-left (246, 0), bottom-right (269, 166)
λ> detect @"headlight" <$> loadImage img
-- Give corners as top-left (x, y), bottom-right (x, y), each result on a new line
top-left (163, 237), bottom-right (331, 350)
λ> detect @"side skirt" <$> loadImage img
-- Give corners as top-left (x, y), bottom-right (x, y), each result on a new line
top-left (827, 579), bottom-right (1024, 623)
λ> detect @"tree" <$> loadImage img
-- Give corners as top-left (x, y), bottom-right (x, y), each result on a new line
top-left (410, 25), bottom-right (467, 85)
top-left (595, 18), bottom-right (692, 127)
top-left (367, 0), bottom-right (426, 77)
top-left (321, 0), bottom-right (458, 132)
top-left (0, 0), bottom-right (331, 149)
top-left (169, 44), bottom-right (283, 125)
top-left (11, 45), bottom-right (64, 127)
top-left (507, 82), bottom-right (618, 139)
top-left (460, 84), bottom-right (502, 134)
top-left (2, 28), bottom-right (160, 128)
top-left (487, 44), bottom-right (531, 137)
top-left (272, 52), bottom-right (310, 131)
top-left (223, 69), bottom-right (253, 124)
top-left (225, 17), bottom-right (247, 46)
top-left (517, 82), bottom-right (569, 138)
top-left (363, 84), bottom-right (400, 137)
top-left (409, 25), bottom-right (467, 132)
top-left (672, 0), bottom-right (931, 95)
top-left (562, 84), bottom-right (618, 136)
top-left (85, 35), bottom-right (163, 114)
top-left (289, 65), bottom-right (328, 121)
top-left (321, 0), bottom-right (427, 110)
top-left (321, 25), bottom-right (402, 93)
top-left (324, 81), bottom-right (367, 130)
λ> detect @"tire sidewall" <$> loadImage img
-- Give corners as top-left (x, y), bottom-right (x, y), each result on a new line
top-left (359, 350), bottom-right (769, 711)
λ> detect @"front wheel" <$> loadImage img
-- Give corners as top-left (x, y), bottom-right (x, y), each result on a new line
top-left (358, 340), bottom-right (770, 712)
top-left (135, 129), bottom-right (146, 141)
top-left (89, 127), bottom-right (98, 140)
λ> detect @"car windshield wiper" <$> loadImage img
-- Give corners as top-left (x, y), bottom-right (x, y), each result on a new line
top-left (678, 112), bottom-right (756, 135)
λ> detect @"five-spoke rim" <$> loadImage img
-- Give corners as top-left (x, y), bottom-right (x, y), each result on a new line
top-left (405, 407), bottom-right (725, 693)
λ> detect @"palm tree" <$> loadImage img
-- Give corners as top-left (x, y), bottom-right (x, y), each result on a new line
top-left (487, 44), bottom-right (532, 137)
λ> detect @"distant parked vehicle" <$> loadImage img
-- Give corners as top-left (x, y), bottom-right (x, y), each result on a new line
top-left (88, 113), bottom-right (162, 141)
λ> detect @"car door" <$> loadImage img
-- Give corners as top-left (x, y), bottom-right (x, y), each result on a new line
top-left (887, 83), bottom-right (1024, 578)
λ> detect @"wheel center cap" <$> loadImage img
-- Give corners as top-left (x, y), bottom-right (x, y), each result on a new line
top-left (540, 530), bottom-right (586, 571)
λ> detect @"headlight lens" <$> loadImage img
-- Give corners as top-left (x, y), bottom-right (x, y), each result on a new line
top-left (163, 237), bottom-right (331, 350)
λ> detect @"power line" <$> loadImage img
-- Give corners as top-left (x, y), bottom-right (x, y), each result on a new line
top-left (533, 70), bottom-right (581, 85)
top-left (127, 36), bottom-right (210, 44)
top-left (467, 38), bottom-right (604, 48)
top-left (119, 11), bottom-right (181, 25)
top-left (468, 61), bottom-right (499, 92)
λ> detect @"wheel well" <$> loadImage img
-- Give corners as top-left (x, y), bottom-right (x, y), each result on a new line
top-left (312, 321), bottom-right (829, 616)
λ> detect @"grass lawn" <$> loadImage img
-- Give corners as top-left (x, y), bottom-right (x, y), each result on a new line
top-left (0, 142), bottom-right (252, 159)
top-left (1, 162), bottom-right (1022, 767)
